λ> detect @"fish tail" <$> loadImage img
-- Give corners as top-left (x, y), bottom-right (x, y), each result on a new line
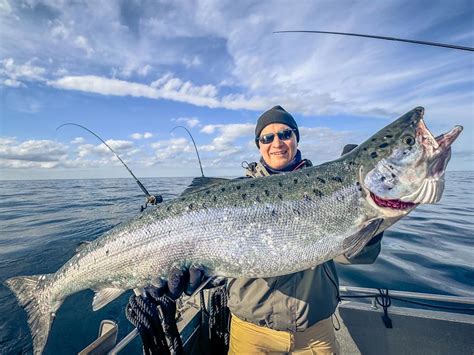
top-left (5, 274), bottom-right (59, 355)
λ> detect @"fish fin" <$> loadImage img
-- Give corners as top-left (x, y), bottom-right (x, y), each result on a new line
top-left (343, 218), bottom-right (383, 259)
top-left (75, 240), bottom-right (92, 253)
top-left (180, 177), bottom-right (230, 195)
top-left (92, 288), bottom-right (125, 311)
top-left (5, 273), bottom-right (58, 355)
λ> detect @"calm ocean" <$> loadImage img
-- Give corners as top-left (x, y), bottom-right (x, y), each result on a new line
top-left (0, 172), bottom-right (473, 354)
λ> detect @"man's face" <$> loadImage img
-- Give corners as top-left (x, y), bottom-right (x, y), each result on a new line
top-left (258, 123), bottom-right (298, 170)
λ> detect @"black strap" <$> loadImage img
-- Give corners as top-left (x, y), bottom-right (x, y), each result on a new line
top-left (376, 289), bottom-right (393, 329)
top-left (126, 293), bottom-right (183, 355)
top-left (208, 286), bottom-right (230, 352)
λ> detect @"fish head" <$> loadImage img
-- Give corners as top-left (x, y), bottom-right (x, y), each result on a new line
top-left (356, 107), bottom-right (462, 216)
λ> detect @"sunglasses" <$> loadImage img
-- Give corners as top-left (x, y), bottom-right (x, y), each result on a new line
top-left (257, 129), bottom-right (296, 145)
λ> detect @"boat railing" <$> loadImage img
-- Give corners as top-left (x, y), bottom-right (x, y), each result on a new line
top-left (340, 285), bottom-right (474, 305)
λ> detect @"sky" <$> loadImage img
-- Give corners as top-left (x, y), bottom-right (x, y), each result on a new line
top-left (0, 0), bottom-right (473, 180)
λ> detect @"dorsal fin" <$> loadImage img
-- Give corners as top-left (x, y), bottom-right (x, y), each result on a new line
top-left (181, 177), bottom-right (229, 196)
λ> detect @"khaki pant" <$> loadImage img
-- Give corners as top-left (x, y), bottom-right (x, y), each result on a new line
top-left (228, 314), bottom-right (340, 355)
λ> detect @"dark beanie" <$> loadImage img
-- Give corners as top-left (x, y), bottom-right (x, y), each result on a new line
top-left (255, 105), bottom-right (300, 147)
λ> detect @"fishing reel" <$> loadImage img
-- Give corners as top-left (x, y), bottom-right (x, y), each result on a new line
top-left (141, 194), bottom-right (163, 212)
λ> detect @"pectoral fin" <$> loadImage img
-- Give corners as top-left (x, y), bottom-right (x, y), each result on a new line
top-left (92, 288), bottom-right (126, 311)
top-left (343, 218), bottom-right (383, 259)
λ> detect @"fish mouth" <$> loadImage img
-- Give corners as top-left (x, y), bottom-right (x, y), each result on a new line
top-left (370, 192), bottom-right (417, 210)
top-left (434, 125), bottom-right (463, 149)
top-left (416, 117), bottom-right (463, 181)
top-left (359, 166), bottom-right (416, 213)
top-left (417, 119), bottom-right (463, 159)
top-left (399, 120), bottom-right (463, 204)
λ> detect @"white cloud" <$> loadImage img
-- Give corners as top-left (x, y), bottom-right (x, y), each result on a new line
top-left (155, 74), bottom-right (218, 99)
top-left (130, 132), bottom-right (153, 140)
top-left (0, 0), bottom-right (12, 14)
top-left (150, 73), bottom-right (173, 88)
top-left (74, 36), bottom-right (94, 56)
top-left (47, 74), bottom-right (274, 111)
top-left (49, 75), bottom-right (156, 97)
top-left (0, 138), bottom-right (68, 168)
top-left (54, 67), bottom-right (69, 76)
top-left (200, 123), bottom-right (254, 156)
top-left (182, 55), bottom-right (202, 68)
top-left (144, 128), bottom-right (255, 169)
top-left (76, 139), bottom-right (136, 159)
top-left (201, 125), bottom-right (216, 134)
top-left (1, 1), bottom-right (471, 124)
top-left (50, 21), bottom-right (69, 40)
top-left (100, 139), bottom-right (134, 152)
top-left (298, 127), bottom-right (363, 164)
top-left (116, 63), bottom-right (153, 78)
top-left (137, 64), bottom-right (152, 77)
top-left (76, 143), bottom-right (94, 158)
top-left (0, 58), bottom-right (46, 84)
top-left (71, 137), bottom-right (85, 144)
top-left (175, 117), bottom-right (200, 128)
top-left (3, 78), bottom-right (24, 87)
top-left (149, 137), bottom-right (195, 161)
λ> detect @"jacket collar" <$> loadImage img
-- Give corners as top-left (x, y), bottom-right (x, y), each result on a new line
top-left (260, 150), bottom-right (303, 174)
top-left (245, 150), bottom-right (312, 178)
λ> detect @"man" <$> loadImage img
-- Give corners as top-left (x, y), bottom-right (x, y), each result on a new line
top-left (226, 105), bottom-right (383, 354)
top-left (128, 105), bottom-right (383, 354)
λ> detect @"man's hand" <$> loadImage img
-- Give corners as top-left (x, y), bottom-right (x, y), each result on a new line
top-left (164, 264), bottom-right (207, 299)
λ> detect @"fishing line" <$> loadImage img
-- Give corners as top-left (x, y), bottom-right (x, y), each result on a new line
top-left (170, 126), bottom-right (205, 177)
top-left (274, 30), bottom-right (474, 52)
top-left (56, 123), bottom-right (162, 210)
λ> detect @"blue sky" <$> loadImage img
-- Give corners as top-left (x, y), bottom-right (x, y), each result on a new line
top-left (0, 0), bottom-right (473, 180)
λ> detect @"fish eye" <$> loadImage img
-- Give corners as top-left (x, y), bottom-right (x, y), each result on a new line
top-left (402, 135), bottom-right (415, 146)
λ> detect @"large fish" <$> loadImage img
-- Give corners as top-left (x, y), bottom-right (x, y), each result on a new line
top-left (5, 107), bottom-right (462, 354)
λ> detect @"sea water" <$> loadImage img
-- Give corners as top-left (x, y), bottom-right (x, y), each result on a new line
top-left (0, 172), bottom-right (472, 354)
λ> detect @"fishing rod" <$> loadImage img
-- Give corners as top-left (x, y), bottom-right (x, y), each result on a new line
top-left (56, 123), bottom-right (162, 211)
top-left (274, 30), bottom-right (474, 52)
top-left (170, 125), bottom-right (205, 177)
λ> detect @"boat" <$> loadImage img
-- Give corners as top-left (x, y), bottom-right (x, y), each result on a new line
top-left (79, 285), bottom-right (474, 354)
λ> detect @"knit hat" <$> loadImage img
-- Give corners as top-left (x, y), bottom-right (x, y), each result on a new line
top-left (255, 105), bottom-right (300, 147)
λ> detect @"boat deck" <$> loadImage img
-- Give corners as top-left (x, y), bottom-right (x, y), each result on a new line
top-left (336, 300), bottom-right (473, 354)
top-left (85, 286), bottom-right (474, 354)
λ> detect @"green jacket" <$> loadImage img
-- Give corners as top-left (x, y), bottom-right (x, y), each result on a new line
top-left (227, 160), bottom-right (383, 332)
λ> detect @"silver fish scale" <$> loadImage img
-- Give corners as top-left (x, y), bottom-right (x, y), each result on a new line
top-left (189, 184), bottom-right (363, 277)
top-left (45, 170), bottom-right (365, 303)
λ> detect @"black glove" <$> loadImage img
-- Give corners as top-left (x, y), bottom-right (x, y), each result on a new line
top-left (161, 264), bottom-right (227, 299)
top-left (165, 264), bottom-right (206, 299)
